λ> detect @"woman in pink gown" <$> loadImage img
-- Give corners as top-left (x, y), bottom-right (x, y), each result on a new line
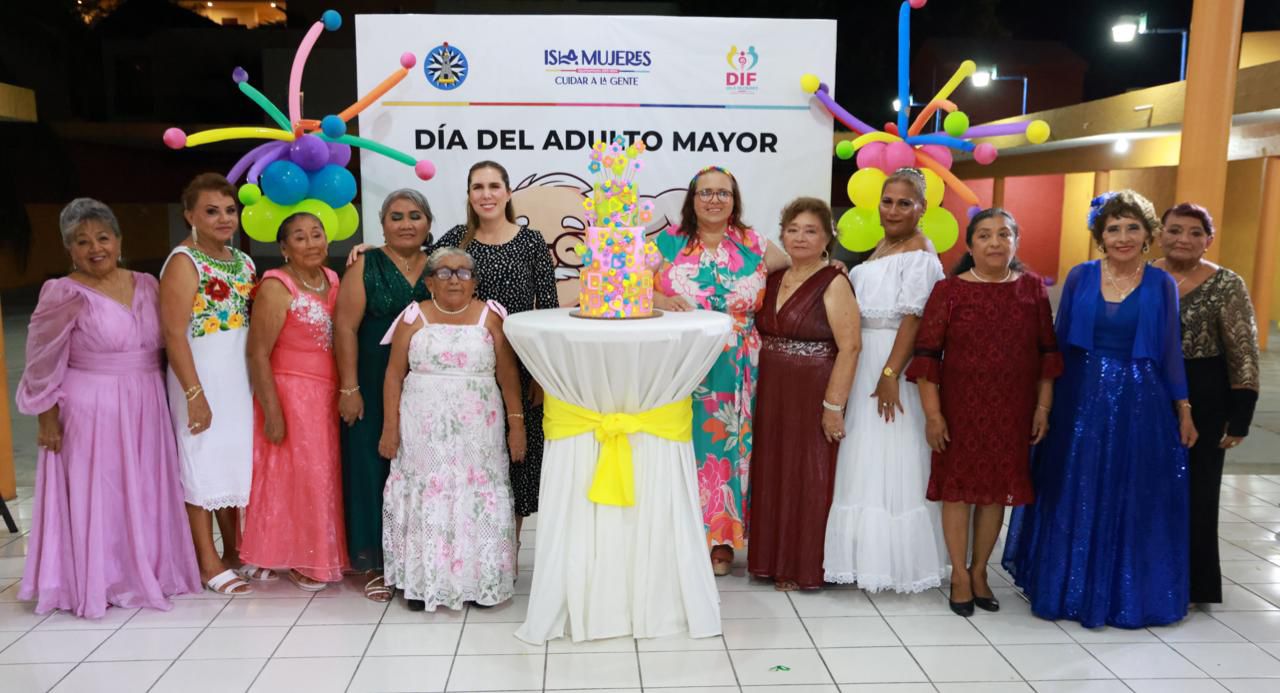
top-left (17, 198), bottom-right (201, 618)
top-left (241, 212), bottom-right (348, 589)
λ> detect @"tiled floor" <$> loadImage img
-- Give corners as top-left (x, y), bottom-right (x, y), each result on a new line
top-left (2, 477), bottom-right (1280, 692)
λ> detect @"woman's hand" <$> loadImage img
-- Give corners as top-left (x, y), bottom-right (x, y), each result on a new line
top-left (37, 408), bottom-right (62, 453)
top-left (1179, 410), bottom-right (1199, 448)
top-left (508, 420), bottom-right (527, 462)
top-left (187, 392), bottom-right (213, 436)
top-left (345, 243), bottom-right (374, 267)
top-left (264, 408), bottom-right (286, 445)
top-left (377, 427), bottom-right (400, 460)
top-left (871, 376), bottom-right (904, 423)
top-left (339, 390), bottom-right (364, 426)
top-left (654, 293), bottom-right (692, 312)
top-left (924, 413), bottom-right (949, 452)
top-left (1030, 407), bottom-right (1050, 445)
top-left (1220, 433), bottom-right (1245, 450)
top-left (821, 409), bottom-right (846, 443)
top-left (830, 259), bottom-right (850, 275)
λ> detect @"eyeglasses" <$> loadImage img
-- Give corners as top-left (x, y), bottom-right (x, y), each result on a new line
top-left (696, 189), bottom-right (733, 202)
top-left (431, 267), bottom-right (474, 281)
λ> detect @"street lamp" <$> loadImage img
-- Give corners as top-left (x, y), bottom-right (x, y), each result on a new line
top-left (1111, 12), bottom-right (1189, 82)
top-left (972, 66), bottom-right (1030, 116)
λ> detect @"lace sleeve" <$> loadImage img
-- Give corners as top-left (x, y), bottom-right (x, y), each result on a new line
top-left (16, 279), bottom-right (84, 416)
top-left (895, 252), bottom-right (944, 317)
top-left (1220, 272), bottom-right (1260, 390)
top-left (1158, 274), bottom-right (1189, 401)
top-left (905, 279), bottom-right (948, 384)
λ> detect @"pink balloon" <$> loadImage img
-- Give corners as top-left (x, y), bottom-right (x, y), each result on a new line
top-left (974, 143), bottom-right (999, 165)
top-left (162, 128), bottom-right (187, 149)
top-left (400, 52), bottom-right (417, 69)
top-left (856, 142), bottom-right (887, 171)
top-left (288, 22), bottom-right (326, 126)
top-left (910, 0), bottom-right (928, 8)
top-left (414, 160), bottom-right (437, 181)
top-left (919, 144), bottom-right (953, 170)
top-left (884, 141), bottom-right (916, 171)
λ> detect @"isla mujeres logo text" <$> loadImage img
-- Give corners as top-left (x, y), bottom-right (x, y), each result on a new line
top-left (543, 48), bottom-right (652, 87)
top-left (425, 42), bottom-right (468, 90)
top-left (725, 45), bottom-right (759, 94)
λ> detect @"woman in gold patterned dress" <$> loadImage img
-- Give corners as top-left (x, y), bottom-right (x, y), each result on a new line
top-left (1153, 202), bottom-right (1260, 605)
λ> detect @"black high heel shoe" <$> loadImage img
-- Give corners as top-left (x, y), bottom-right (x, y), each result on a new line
top-left (949, 586), bottom-right (975, 617)
top-left (973, 593), bottom-right (1001, 612)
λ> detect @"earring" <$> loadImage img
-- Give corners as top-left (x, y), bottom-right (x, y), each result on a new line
top-left (1142, 242), bottom-right (1150, 254)
top-left (822, 249), bottom-right (831, 264)
top-left (191, 226), bottom-right (198, 243)
top-left (283, 254), bottom-right (290, 263)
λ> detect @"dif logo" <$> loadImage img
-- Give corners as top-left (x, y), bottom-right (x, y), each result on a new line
top-left (725, 45), bottom-right (759, 93)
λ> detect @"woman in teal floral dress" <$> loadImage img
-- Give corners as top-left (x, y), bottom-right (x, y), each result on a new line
top-left (654, 166), bottom-right (791, 575)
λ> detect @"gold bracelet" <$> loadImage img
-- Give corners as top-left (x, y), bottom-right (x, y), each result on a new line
top-left (185, 385), bottom-right (203, 401)
top-left (339, 386), bottom-right (360, 396)
top-left (507, 413), bottom-right (525, 419)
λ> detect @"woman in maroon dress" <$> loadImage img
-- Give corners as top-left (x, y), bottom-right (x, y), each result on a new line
top-left (906, 208), bottom-right (1062, 616)
top-left (749, 197), bottom-right (860, 591)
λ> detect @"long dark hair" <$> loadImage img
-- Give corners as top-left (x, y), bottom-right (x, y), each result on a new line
top-left (678, 166), bottom-right (750, 251)
top-left (952, 207), bottom-right (1025, 275)
top-left (461, 161), bottom-right (517, 248)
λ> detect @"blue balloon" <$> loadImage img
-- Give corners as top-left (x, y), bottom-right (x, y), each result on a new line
top-left (322, 10), bottom-right (342, 31)
top-left (321, 114), bottom-right (346, 139)
top-left (308, 164), bottom-right (357, 208)
top-left (260, 160), bottom-right (309, 206)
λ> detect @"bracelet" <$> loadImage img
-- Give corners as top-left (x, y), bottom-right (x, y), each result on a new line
top-left (1178, 402), bottom-right (1193, 410)
top-left (507, 413), bottom-right (525, 419)
top-left (339, 386), bottom-right (360, 396)
top-left (822, 399), bottom-right (845, 412)
top-left (185, 385), bottom-right (203, 401)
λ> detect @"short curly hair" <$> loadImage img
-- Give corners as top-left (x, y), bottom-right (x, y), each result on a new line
top-left (1088, 189), bottom-right (1160, 246)
top-left (779, 196), bottom-right (835, 254)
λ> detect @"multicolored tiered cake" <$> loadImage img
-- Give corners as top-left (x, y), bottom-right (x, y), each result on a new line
top-left (573, 136), bottom-right (662, 319)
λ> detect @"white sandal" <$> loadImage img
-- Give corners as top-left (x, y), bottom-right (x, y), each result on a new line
top-left (288, 569), bottom-right (327, 592)
top-left (206, 569), bottom-right (253, 595)
top-left (238, 564), bottom-right (278, 582)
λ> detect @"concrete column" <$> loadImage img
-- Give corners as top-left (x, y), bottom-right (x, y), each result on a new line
top-left (1251, 156), bottom-right (1280, 349)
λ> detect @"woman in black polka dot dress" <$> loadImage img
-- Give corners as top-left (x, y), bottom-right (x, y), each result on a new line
top-left (432, 161), bottom-right (558, 546)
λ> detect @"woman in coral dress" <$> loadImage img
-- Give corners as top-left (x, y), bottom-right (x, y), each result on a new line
top-left (241, 212), bottom-right (348, 590)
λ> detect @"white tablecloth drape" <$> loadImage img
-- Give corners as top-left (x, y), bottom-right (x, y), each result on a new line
top-left (505, 308), bottom-right (732, 644)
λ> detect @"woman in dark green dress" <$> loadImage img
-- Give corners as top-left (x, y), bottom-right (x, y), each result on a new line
top-left (335, 189), bottom-right (433, 601)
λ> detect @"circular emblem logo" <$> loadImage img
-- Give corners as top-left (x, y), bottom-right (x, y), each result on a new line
top-left (424, 42), bottom-right (468, 91)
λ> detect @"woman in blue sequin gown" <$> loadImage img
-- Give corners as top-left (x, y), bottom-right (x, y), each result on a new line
top-left (1002, 191), bottom-right (1198, 629)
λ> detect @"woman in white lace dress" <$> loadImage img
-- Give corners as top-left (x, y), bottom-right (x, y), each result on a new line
top-left (378, 247), bottom-right (526, 611)
top-left (824, 168), bottom-right (948, 593)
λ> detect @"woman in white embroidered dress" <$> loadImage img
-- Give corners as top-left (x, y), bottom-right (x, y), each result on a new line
top-left (379, 247), bottom-right (525, 611)
top-left (824, 168), bottom-right (948, 593)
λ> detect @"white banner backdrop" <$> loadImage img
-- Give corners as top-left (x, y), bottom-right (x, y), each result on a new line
top-left (355, 14), bottom-right (836, 305)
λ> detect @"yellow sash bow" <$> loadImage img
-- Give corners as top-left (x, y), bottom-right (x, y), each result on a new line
top-left (542, 395), bottom-right (693, 507)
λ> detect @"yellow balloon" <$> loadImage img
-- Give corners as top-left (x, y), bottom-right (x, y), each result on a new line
top-left (184, 127), bottom-right (294, 147)
top-left (836, 207), bottom-right (884, 252)
top-left (846, 168), bottom-right (887, 210)
top-left (240, 197), bottom-right (290, 243)
top-left (920, 207), bottom-right (960, 253)
top-left (922, 168), bottom-right (944, 208)
top-left (1026, 119), bottom-right (1051, 144)
top-left (292, 198), bottom-right (341, 244)
top-left (800, 73), bottom-right (821, 94)
top-left (332, 203), bottom-right (360, 242)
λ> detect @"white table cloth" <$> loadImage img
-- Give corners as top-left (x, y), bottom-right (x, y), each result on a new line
top-left (505, 308), bottom-right (732, 644)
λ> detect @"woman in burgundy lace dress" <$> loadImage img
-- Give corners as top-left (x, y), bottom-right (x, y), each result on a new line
top-left (906, 208), bottom-right (1062, 616)
top-left (748, 198), bottom-right (859, 591)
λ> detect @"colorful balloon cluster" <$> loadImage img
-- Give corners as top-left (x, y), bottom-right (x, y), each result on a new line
top-left (801, 0), bottom-right (1051, 253)
top-left (162, 10), bottom-right (436, 243)
top-left (581, 136), bottom-right (656, 229)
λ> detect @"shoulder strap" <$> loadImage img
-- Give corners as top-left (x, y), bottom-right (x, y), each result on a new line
top-left (380, 301), bottom-right (427, 345)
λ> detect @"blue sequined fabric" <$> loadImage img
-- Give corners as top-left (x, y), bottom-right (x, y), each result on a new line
top-left (1003, 292), bottom-right (1190, 629)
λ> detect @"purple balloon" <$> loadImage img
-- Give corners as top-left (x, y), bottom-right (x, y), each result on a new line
top-left (327, 142), bottom-right (352, 168)
top-left (290, 134), bottom-right (329, 172)
top-left (855, 142), bottom-right (886, 171)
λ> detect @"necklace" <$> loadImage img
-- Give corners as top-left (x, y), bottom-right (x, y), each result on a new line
top-left (432, 298), bottom-right (472, 315)
top-left (1103, 259), bottom-right (1143, 300)
top-left (1163, 260), bottom-right (1201, 288)
top-left (870, 231), bottom-right (914, 260)
top-left (386, 248), bottom-right (419, 275)
top-left (289, 266), bottom-right (328, 293)
top-left (970, 267), bottom-right (1013, 283)
top-left (781, 262), bottom-right (825, 290)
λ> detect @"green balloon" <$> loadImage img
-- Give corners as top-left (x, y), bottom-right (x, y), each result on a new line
top-left (944, 111), bottom-right (970, 138)
top-left (241, 198), bottom-right (287, 243)
top-left (834, 140), bottom-right (855, 160)
top-left (836, 207), bottom-right (884, 252)
top-left (238, 183), bottom-right (262, 206)
top-left (293, 198), bottom-right (341, 243)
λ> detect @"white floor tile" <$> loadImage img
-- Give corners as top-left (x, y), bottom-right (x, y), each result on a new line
top-left (49, 660), bottom-right (169, 693)
top-left (274, 624), bottom-right (375, 658)
top-left (1220, 561), bottom-right (1280, 584)
top-left (909, 644), bottom-right (1021, 683)
top-left (1203, 586), bottom-right (1279, 612)
top-left (446, 653), bottom-right (545, 691)
top-left (150, 658), bottom-right (267, 693)
top-left (790, 589), bottom-right (878, 617)
top-left (294, 594), bottom-right (388, 625)
top-left (722, 617), bottom-right (814, 649)
top-left (463, 595), bottom-right (530, 623)
top-left (1171, 642), bottom-right (1280, 677)
top-left (123, 599), bottom-right (227, 629)
top-left (86, 627), bottom-right (200, 661)
top-left (821, 647), bottom-right (928, 684)
top-left (885, 615), bottom-right (986, 646)
top-left (731, 648), bottom-right (834, 686)
top-left (0, 579), bottom-right (23, 603)
top-left (1211, 611), bottom-right (1280, 641)
top-left (635, 631), bottom-right (726, 651)
top-left (209, 597), bottom-right (309, 628)
top-left (546, 634), bottom-right (635, 653)
top-left (380, 598), bottom-right (466, 624)
top-left (0, 602), bottom-right (49, 631)
top-left (0, 629), bottom-right (111, 664)
top-left (721, 591), bottom-right (802, 619)
top-left (0, 662), bottom-right (75, 693)
top-left (348, 655), bottom-right (452, 692)
top-left (1216, 524), bottom-right (1278, 541)
top-left (457, 621), bottom-right (543, 655)
top-left (638, 650), bottom-right (738, 687)
top-left (836, 684), bottom-right (935, 693)
top-left (248, 656), bottom-right (359, 693)
top-left (997, 643), bottom-right (1113, 680)
top-left (1062, 621), bottom-right (1160, 644)
top-left (181, 626), bottom-right (289, 660)
top-left (1123, 680), bottom-right (1229, 692)
top-left (36, 607), bottom-right (137, 630)
top-left (1085, 642), bottom-right (1206, 678)
top-left (1220, 679), bottom-right (1280, 693)
top-left (743, 685), bottom-right (838, 693)
top-left (0, 556), bottom-right (26, 578)
top-left (934, 684), bottom-right (1033, 693)
top-left (805, 617), bottom-right (900, 648)
top-left (545, 652), bottom-right (640, 689)
top-left (970, 611), bottom-right (1072, 644)
top-left (1243, 583), bottom-right (1280, 608)
top-left (1152, 611), bottom-right (1246, 642)
top-left (1026, 682), bottom-right (1131, 693)
top-left (716, 573), bottom-right (781, 591)
top-left (867, 589), bottom-right (953, 616)
top-left (366, 623), bottom-right (462, 656)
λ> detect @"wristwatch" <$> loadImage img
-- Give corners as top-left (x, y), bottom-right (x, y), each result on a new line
top-left (882, 366), bottom-right (898, 379)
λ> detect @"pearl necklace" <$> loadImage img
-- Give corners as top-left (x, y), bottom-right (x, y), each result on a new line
top-left (289, 266), bottom-right (328, 293)
top-left (970, 267), bottom-right (1013, 283)
top-left (432, 298), bottom-right (472, 315)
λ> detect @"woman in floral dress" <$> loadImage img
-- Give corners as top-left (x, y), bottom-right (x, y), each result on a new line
top-left (378, 247), bottom-right (526, 611)
top-left (654, 166), bottom-right (791, 575)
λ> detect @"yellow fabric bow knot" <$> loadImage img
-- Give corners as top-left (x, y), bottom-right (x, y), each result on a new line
top-left (543, 395), bottom-right (693, 506)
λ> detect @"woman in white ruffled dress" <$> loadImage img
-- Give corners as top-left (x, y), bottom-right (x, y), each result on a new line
top-left (824, 168), bottom-right (948, 593)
